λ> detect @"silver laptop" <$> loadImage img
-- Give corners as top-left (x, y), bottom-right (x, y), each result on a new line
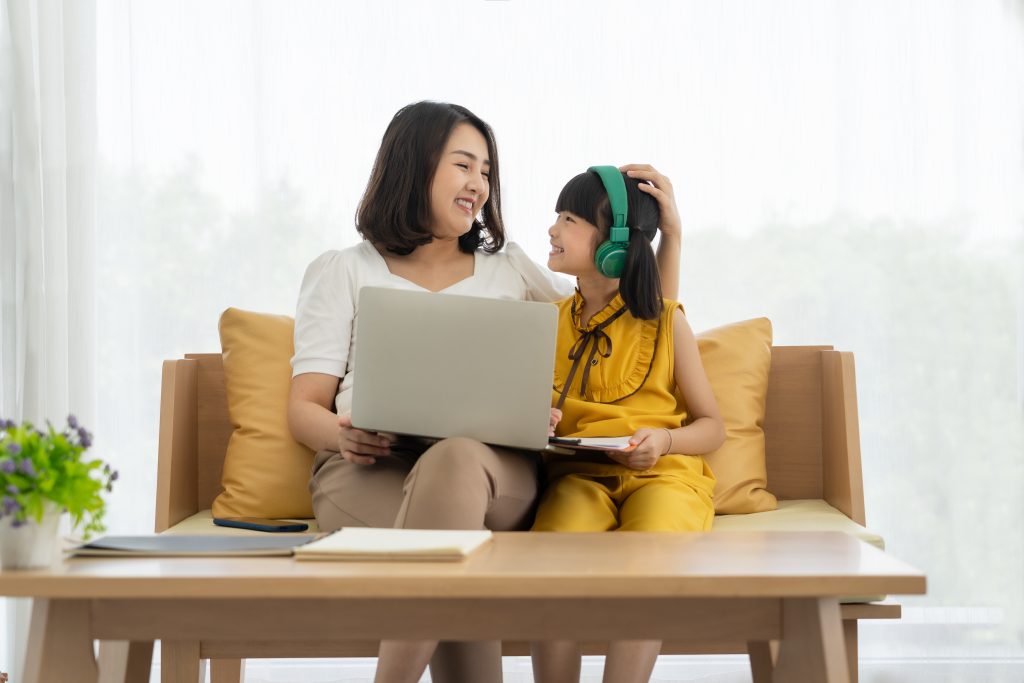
top-left (350, 287), bottom-right (558, 450)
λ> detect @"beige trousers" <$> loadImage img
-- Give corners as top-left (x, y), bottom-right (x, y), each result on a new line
top-left (309, 436), bottom-right (541, 683)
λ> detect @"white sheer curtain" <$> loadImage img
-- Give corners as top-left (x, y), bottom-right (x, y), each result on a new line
top-left (0, 0), bottom-right (97, 679)
top-left (1, 0), bottom-right (1022, 681)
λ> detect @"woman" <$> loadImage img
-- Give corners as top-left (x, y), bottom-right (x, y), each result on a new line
top-left (287, 101), bottom-right (682, 683)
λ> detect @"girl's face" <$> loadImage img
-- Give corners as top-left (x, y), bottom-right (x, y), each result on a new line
top-left (548, 211), bottom-right (601, 277)
top-left (428, 123), bottom-right (491, 240)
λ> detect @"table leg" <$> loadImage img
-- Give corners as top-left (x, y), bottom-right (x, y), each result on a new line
top-left (161, 640), bottom-right (207, 683)
top-left (772, 598), bottom-right (849, 683)
top-left (98, 641), bottom-right (154, 683)
top-left (210, 657), bottom-right (245, 683)
top-left (23, 598), bottom-right (98, 683)
top-left (747, 639), bottom-right (778, 683)
top-left (844, 619), bottom-right (859, 683)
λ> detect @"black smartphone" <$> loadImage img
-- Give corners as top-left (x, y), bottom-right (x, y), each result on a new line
top-left (213, 517), bottom-right (310, 533)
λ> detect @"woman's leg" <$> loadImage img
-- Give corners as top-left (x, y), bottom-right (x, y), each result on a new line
top-left (308, 448), bottom-right (417, 531)
top-left (602, 640), bottom-right (662, 683)
top-left (382, 437), bottom-right (541, 683)
top-left (309, 449), bottom-right (441, 683)
top-left (531, 640), bottom-right (582, 683)
top-left (394, 436), bottom-right (539, 530)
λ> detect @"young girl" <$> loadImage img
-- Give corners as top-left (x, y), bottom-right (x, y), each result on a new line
top-left (531, 166), bottom-right (726, 683)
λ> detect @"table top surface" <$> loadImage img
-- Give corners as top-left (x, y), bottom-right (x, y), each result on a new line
top-left (0, 531), bottom-right (926, 599)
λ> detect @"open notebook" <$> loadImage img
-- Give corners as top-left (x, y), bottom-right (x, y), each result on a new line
top-left (294, 528), bottom-right (493, 561)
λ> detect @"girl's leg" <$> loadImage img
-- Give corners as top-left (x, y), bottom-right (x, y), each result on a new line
top-left (602, 640), bottom-right (662, 683)
top-left (383, 437), bottom-right (540, 683)
top-left (374, 640), bottom-right (438, 683)
top-left (530, 475), bottom-right (617, 683)
top-left (600, 478), bottom-right (709, 682)
top-left (531, 640), bottom-right (582, 683)
top-left (617, 477), bottom-right (714, 532)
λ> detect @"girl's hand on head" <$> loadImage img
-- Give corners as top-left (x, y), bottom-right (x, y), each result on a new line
top-left (338, 413), bottom-right (396, 465)
top-left (549, 408), bottom-right (563, 437)
top-left (619, 164), bottom-right (681, 240)
top-left (611, 428), bottom-right (671, 471)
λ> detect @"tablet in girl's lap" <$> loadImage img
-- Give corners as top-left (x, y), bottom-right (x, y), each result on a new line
top-left (351, 287), bottom-right (557, 450)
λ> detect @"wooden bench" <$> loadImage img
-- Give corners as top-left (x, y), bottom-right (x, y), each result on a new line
top-left (150, 345), bottom-right (899, 682)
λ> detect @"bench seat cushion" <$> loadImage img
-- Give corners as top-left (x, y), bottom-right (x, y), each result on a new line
top-left (166, 499), bottom-right (885, 603)
top-left (167, 499), bottom-right (883, 547)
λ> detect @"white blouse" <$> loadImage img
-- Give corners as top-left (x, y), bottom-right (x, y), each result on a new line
top-left (291, 240), bottom-right (573, 415)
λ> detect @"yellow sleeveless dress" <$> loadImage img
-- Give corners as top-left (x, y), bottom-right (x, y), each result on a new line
top-left (532, 291), bottom-right (716, 532)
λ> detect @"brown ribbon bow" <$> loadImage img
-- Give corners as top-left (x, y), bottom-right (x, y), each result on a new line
top-left (555, 302), bottom-right (627, 412)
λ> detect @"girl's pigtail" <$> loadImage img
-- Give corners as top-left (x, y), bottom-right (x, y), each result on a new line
top-left (619, 227), bottom-right (663, 320)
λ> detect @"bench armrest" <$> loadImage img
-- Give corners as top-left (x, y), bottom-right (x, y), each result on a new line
top-left (156, 359), bottom-right (200, 532)
top-left (821, 351), bottom-right (866, 526)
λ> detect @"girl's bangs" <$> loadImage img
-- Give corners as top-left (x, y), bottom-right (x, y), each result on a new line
top-left (555, 172), bottom-right (608, 228)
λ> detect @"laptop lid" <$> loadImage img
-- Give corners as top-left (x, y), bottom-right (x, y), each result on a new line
top-left (351, 287), bottom-right (558, 450)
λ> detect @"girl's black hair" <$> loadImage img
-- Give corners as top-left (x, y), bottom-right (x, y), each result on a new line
top-left (356, 101), bottom-right (504, 255)
top-left (555, 171), bottom-right (663, 319)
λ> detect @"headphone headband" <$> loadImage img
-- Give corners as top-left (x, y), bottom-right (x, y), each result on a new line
top-left (587, 165), bottom-right (629, 243)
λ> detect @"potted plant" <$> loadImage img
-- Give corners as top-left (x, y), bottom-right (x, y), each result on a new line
top-left (0, 415), bottom-right (117, 569)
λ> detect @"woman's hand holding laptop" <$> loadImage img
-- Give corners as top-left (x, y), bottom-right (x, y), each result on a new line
top-left (337, 413), bottom-right (397, 466)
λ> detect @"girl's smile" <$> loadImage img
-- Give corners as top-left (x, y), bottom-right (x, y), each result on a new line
top-left (547, 211), bottom-right (600, 276)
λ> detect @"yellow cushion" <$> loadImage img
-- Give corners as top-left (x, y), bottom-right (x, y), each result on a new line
top-left (697, 317), bottom-right (778, 514)
top-left (211, 308), bottom-right (314, 519)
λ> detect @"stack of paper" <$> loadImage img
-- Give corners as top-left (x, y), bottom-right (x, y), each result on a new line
top-left (547, 436), bottom-right (635, 452)
top-left (294, 527), bottom-right (493, 561)
top-left (66, 535), bottom-right (317, 557)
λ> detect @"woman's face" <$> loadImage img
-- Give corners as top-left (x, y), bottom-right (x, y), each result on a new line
top-left (547, 210), bottom-right (601, 277)
top-left (428, 123), bottom-right (491, 240)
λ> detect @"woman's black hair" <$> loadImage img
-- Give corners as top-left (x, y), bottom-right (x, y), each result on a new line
top-left (555, 171), bottom-right (663, 320)
top-left (356, 101), bottom-right (504, 255)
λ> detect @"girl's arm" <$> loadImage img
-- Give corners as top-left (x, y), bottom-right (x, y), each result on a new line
top-left (619, 309), bottom-right (725, 470)
top-left (621, 164), bottom-right (682, 300)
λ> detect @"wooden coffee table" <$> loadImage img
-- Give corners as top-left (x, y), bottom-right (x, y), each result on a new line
top-left (1, 530), bottom-right (925, 683)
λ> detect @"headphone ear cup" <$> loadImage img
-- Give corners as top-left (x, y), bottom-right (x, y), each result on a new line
top-left (594, 240), bottom-right (628, 278)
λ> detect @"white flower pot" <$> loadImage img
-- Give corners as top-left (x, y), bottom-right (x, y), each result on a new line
top-left (0, 502), bottom-right (63, 569)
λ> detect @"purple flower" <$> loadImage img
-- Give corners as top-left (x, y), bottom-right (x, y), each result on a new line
top-left (2, 496), bottom-right (19, 514)
top-left (110, 470), bottom-right (119, 482)
top-left (78, 427), bottom-right (92, 448)
top-left (5, 484), bottom-right (17, 495)
top-left (6, 443), bottom-right (21, 456)
top-left (0, 460), bottom-right (14, 474)
top-left (11, 518), bottom-right (25, 528)
top-left (18, 459), bottom-right (36, 477)
top-left (68, 414), bottom-right (79, 430)
top-left (0, 419), bottom-right (11, 430)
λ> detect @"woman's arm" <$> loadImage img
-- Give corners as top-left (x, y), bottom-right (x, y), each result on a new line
top-left (288, 373), bottom-right (394, 465)
top-left (288, 373), bottom-right (343, 453)
top-left (621, 164), bottom-right (682, 300)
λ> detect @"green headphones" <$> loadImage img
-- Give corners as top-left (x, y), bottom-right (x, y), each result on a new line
top-left (588, 165), bottom-right (629, 278)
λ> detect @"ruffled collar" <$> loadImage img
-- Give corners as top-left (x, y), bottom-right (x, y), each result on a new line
top-left (570, 288), bottom-right (628, 331)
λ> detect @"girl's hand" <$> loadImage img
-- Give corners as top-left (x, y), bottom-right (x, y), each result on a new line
top-left (338, 413), bottom-right (395, 465)
top-left (619, 164), bottom-right (681, 240)
top-left (607, 428), bottom-right (671, 471)
top-left (549, 408), bottom-right (563, 437)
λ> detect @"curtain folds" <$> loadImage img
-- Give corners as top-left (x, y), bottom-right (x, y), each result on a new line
top-left (0, 1), bottom-right (97, 679)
